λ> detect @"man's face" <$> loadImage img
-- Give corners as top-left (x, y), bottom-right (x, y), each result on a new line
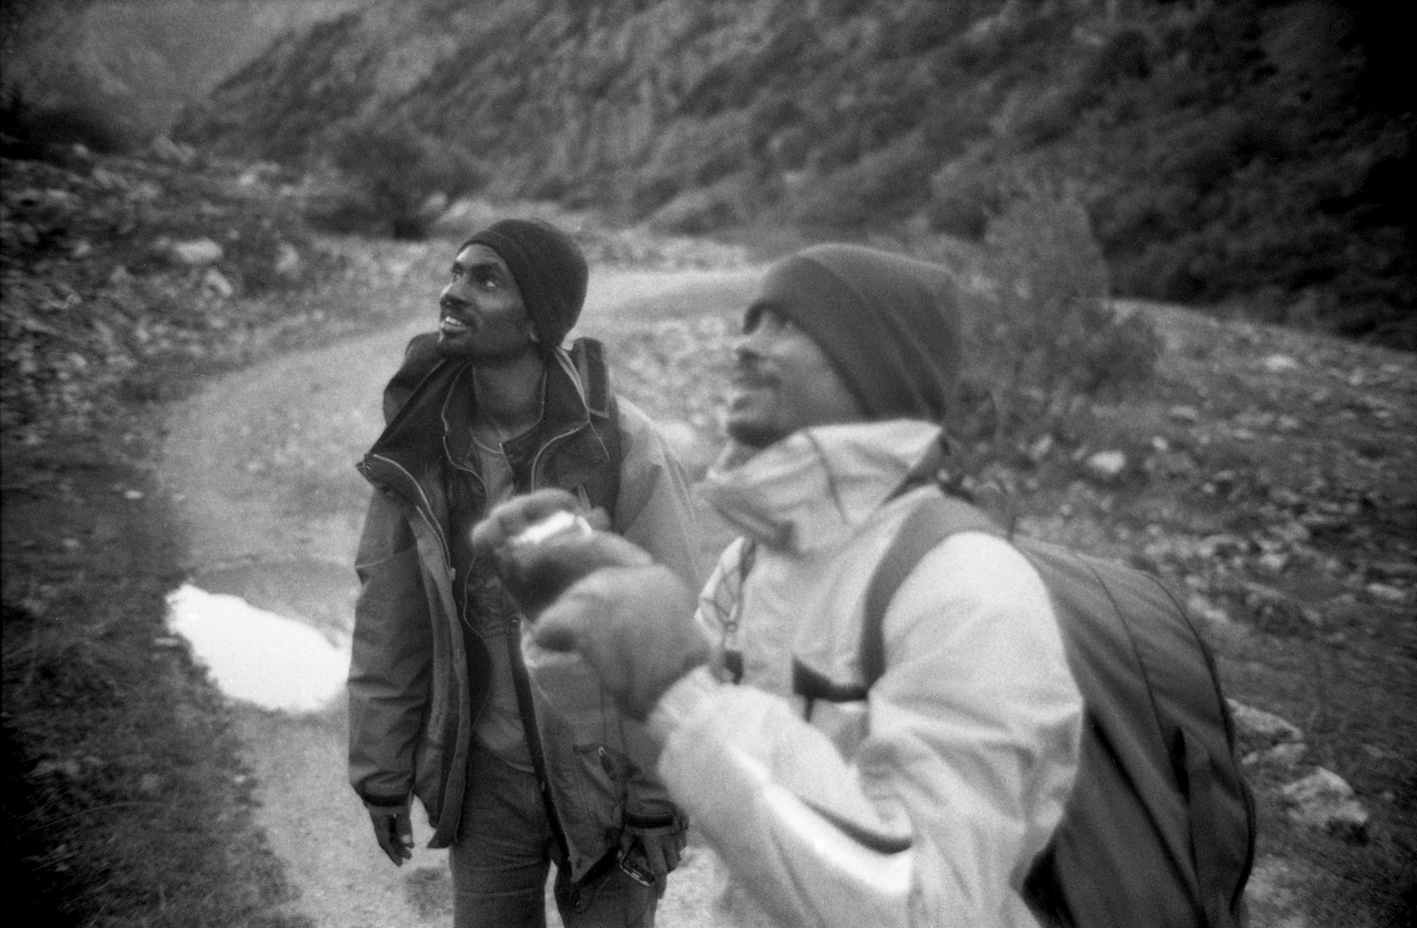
top-left (725, 308), bottom-right (865, 449)
top-left (435, 244), bottom-right (538, 361)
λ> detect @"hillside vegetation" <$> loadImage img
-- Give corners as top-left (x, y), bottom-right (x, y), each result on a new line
top-left (0, 0), bottom-right (363, 150)
top-left (176, 0), bottom-right (1413, 348)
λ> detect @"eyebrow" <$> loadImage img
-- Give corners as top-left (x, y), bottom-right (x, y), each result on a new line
top-left (451, 256), bottom-right (506, 276)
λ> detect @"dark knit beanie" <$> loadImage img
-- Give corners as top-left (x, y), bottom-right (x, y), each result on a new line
top-left (745, 244), bottom-right (963, 422)
top-left (461, 219), bottom-right (588, 350)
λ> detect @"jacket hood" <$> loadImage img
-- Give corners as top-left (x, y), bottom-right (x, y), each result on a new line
top-left (363, 342), bottom-right (600, 482)
top-left (699, 420), bottom-right (941, 553)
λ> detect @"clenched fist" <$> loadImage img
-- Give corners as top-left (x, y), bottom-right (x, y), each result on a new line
top-left (473, 489), bottom-right (643, 618)
top-left (530, 562), bottom-right (709, 721)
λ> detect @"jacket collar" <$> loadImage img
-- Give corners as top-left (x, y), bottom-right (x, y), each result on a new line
top-left (699, 420), bottom-right (941, 553)
top-left (366, 345), bottom-right (595, 480)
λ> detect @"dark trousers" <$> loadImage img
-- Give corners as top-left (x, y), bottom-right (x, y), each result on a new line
top-left (450, 744), bottom-right (657, 928)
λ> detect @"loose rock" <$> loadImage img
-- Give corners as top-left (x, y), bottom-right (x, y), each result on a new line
top-left (1280, 767), bottom-right (1369, 843)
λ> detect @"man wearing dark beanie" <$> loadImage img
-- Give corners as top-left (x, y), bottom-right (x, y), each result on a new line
top-left (479, 243), bottom-right (1088, 927)
top-left (348, 218), bottom-right (701, 927)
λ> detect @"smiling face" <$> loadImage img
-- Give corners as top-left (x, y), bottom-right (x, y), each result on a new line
top-left (725, 307), bottom-right (866, 449)
top-left (435, 244), bottom-right (539, 362)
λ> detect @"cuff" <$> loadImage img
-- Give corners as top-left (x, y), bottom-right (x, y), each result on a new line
top-left (361, 792), bottom-right (410, 810)
top-left (646, 665), bottom-right (718, 744)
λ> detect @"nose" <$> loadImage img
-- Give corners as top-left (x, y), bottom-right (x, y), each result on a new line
top-left (440, 281), bottom-right (469, 312)
top-left (734, 323), bottom-right (773, 364)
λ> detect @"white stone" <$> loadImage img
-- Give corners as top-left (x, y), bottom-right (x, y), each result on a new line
top-left (1228, 700), bottom-right (1302, 744)
top-left (1280, 767), bottom-right (1369, 842)
top-left (171, 238), bottom-right (224, 265)
top-left (1083, 450), bottom-right (1128, 481)
top-left (203, 267), bottom-right (235, 298)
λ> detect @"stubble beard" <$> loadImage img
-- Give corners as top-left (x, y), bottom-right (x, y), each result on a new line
top-left (434, 332), bottom-right (539, 367)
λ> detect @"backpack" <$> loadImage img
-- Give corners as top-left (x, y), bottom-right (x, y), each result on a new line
top-left (862, 489), bottom-right (1257, 928)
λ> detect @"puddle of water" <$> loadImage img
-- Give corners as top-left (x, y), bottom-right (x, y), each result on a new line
top-left (166, 583), bottom-right (351, 713)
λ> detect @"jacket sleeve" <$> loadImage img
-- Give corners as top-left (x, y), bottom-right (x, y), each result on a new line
top-left (649, 533), bottom-right (1083, 928)
top-left (348, 489), bottom-right (434, 804)
top-left (606, 396), bottom-right (704, 821)
top-left (608, 397), bottom-right (703, 592)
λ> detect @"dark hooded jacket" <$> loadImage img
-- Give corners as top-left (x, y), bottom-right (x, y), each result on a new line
top-left (348, 333), bottom-right (700, 877)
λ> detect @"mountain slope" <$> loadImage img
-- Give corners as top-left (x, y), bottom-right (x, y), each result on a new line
top-left (1, 0), bottom-right (363, 147)
top-left (176, 0), bottom-right (1413, 348)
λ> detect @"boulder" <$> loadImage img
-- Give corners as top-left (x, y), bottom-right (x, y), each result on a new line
top-left (1280, 767), bottom-right (1369, 843)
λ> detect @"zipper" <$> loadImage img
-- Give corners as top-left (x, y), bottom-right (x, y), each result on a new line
top-left (527, 422), bottom-right (583, 491)
top-left (448, 451), bottom-right (488, 607)
top-left (511, 424), bottom-right (582, 869)
top-left (363, 453), bottom-right (453, 574)
top-left (506, 613), bottom-right (573, 867)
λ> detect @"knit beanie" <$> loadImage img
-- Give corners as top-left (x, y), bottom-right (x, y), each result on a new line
top-left (745, 244), bottom-right (963, 422)
top-left (461, 219), bottom-right (588, 350)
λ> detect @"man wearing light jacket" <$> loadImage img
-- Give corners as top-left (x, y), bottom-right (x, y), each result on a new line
top-left (479, 243), bottom-right (1085, 927)
top-left (348, 218), bottom-right (700, 927)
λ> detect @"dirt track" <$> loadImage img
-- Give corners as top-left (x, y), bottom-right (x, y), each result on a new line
top-left (157, 266), bottom-right (757, 927)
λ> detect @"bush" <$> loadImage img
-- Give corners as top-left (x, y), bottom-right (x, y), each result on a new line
top-left (789, 136), bottom-right (936, 230)
top-left (647, 176), bottom-right (750, 236)
top-left (1, 90), bottom-right (144, 156)
top-left (953, 190), bottom-right (1162, 467)
top-left (313, 119), bottom-right (486, 240)
top-left (927, 160), bottom-right (1001, 240)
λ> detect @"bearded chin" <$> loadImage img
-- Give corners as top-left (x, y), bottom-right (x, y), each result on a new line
top-left (434, 335), bottom-right (537, 366)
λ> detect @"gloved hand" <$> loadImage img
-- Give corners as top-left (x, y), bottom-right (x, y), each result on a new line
top-left (365, 800), bottom-right (413, 866)
top-left (472, 489), bottom-right (629, 618)
top-left (530, 561), bottom-right (708, 721)
top-left (470, 488), bottom-right (610, 558)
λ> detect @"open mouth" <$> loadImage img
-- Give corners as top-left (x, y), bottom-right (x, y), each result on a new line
top-left (727, 372), bottom-right (776, 409)
top-left (730, 368), bottom-right (776, 392)
top-left (440, 314), bottom-right (473, 333)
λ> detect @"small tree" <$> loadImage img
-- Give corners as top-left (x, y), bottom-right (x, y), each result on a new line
top-left (954, 188), bottom-right (1161, 468)
top-left (319, 119), bottom-right (486, 240)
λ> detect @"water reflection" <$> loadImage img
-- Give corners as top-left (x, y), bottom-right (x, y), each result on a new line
top-left (166, 583), bottom-right (350, 713)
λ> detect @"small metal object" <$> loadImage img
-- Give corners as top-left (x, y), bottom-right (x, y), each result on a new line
top-left (510, 510), bottom-right (593, 547)
top-left (499, 510), bottom-right (596, 619)
top-left (618, 848), bottom-right (656, 886)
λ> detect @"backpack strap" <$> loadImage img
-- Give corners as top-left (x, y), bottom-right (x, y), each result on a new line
top-left (570, 337), bottom-right (614, 419)
top-left (567, 336), bottom-right (622, 517)
top-left (860, 491), bottom-right (1002, 687)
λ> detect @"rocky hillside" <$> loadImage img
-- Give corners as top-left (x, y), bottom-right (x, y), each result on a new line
top-left (176, 0), bottom-right (1413, 348)
top-left (0, 0), bottom-right (363, 148)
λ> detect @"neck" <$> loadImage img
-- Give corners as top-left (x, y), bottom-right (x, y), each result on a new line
top-left (470, 352), bottom-right (546, 442)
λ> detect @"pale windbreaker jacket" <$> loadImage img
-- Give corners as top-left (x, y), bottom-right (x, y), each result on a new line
top-left (349, 335), bottom-right (701, 880)
top-left (647, 420), bottom-right (1083, 928)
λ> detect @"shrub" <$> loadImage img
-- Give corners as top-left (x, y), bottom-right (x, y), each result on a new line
top-left (953, 190), bottom-right (1162, 468)
top-left (312, 118), bottom-right (486, 240)
top-left (790, 136), bottom-right (936, 230)
top-left (647, 176), bottom-right (750, 236)
top-left (2, 90), bottom-right (144, 155)
top-left (927, 160), bottom-right (1001, 240)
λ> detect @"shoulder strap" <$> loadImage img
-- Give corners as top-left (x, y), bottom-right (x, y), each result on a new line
top-left (568, 336), bottom-right (622, 515)
top-left (860, 492), bottom-right (1001, 687)
top-left (570, 337), bottom-right (614, 419)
